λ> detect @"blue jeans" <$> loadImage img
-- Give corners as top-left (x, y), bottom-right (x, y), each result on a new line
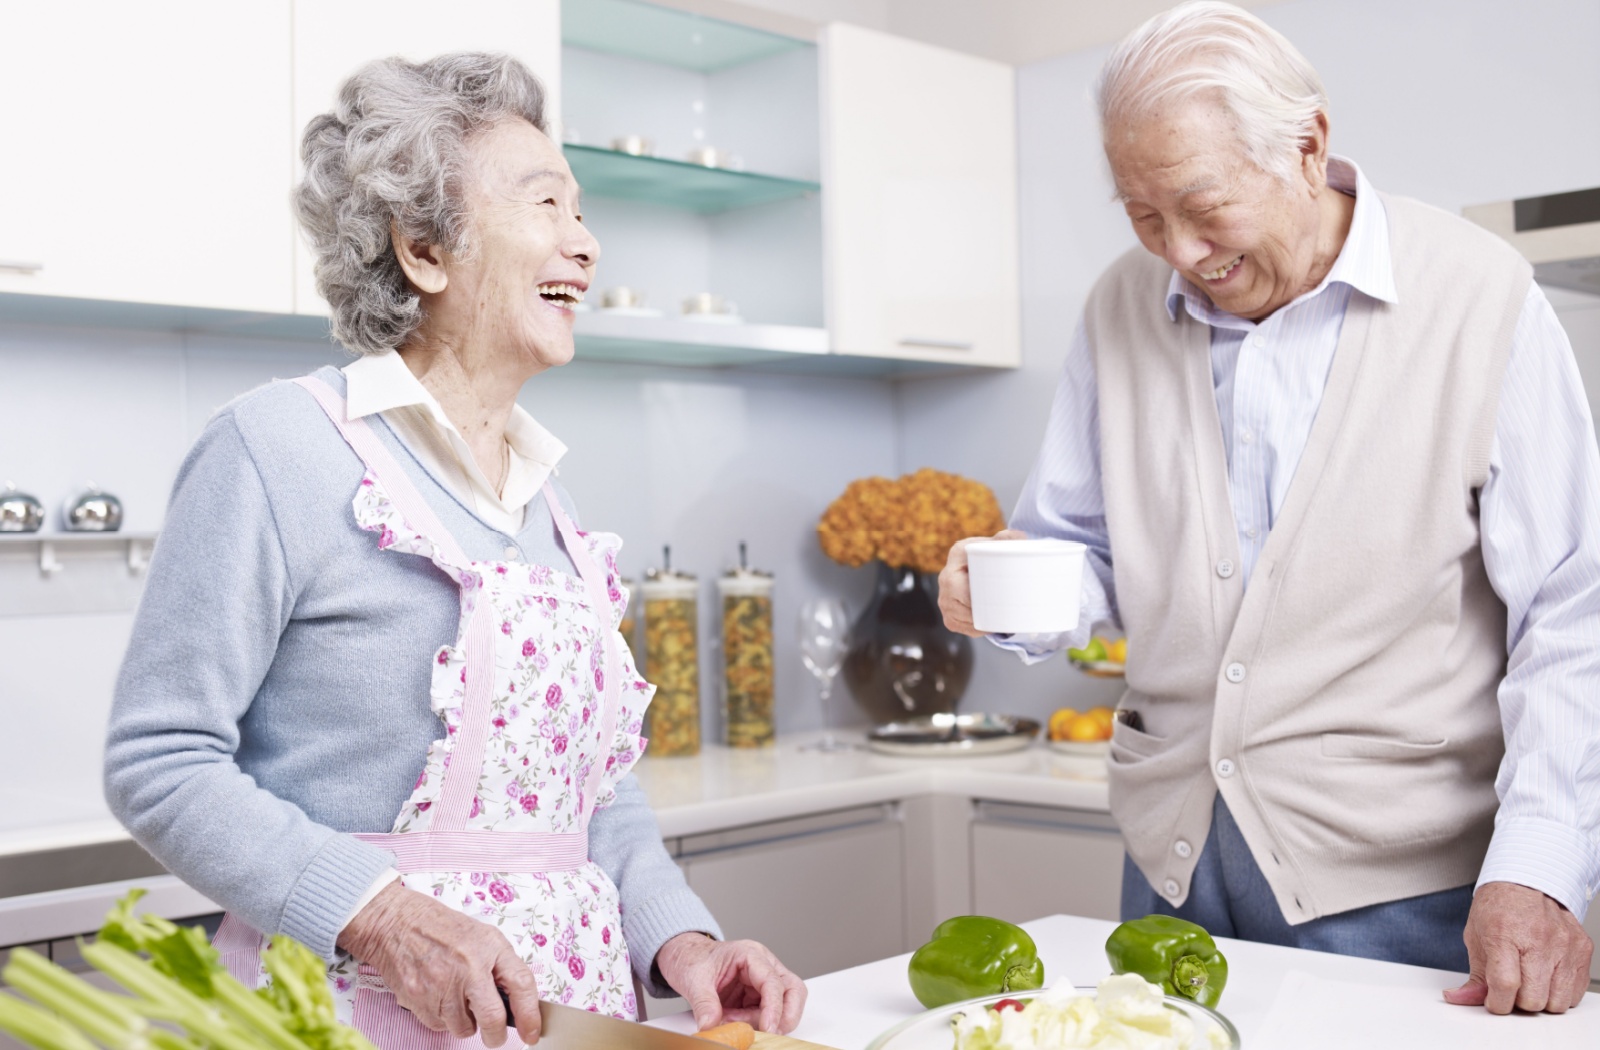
top-left (1121, 797), bottom-right (1473, 972)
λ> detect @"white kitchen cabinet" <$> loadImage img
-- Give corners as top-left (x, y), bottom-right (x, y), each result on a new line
top-left (820, 24), bottom-right (1020, 368)
top-left (290, 0), bottom-right (562, 316)
top-left (675, 803), bottom-right (907, 981)
top-left (0, 3), bottom-right (294, 313)
top-left (970, 801), bottom-right (1125, 924)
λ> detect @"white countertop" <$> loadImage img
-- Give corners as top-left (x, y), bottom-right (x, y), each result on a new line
top-left (0, 731), bottom-right (1106, 861)
top-left (632, 730), bottom-right (1109, 839)
top-left (649, 913), bottom-right (1600, 1049)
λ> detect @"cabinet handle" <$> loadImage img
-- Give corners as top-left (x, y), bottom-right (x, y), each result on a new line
top-left (0, 260), bottom-right (44, 275)
top-left (898, 336), bottom-right (972, 351)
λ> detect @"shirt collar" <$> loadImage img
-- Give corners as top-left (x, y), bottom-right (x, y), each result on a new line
top-left (342, 350), bottom-right (568, 471)
top-left (1164, 155), bottom-right (1398, 324)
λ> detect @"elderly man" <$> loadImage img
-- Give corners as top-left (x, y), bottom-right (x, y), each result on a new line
top-left (941, 0), bottom-right (1597, 1016)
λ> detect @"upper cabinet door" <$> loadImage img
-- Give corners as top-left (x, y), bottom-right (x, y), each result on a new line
top-left (820, 24), bottom-right (1019, 368)
top-left (0, 3), bottom-right (294, 313)
top-left (291, 0), bottom-right (562, 317)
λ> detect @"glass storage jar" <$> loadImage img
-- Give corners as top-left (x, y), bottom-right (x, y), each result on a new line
top-left (642, 555), bottom-right (700, 756)
top-left (718, 556), bottom-right (775, 749)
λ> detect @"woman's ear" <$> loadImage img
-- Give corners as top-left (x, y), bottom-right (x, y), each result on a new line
top-left (391, 221), bottom-right (449, 295)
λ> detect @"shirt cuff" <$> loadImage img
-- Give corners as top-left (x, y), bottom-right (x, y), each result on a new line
top-left (988, 627), bottom-right (1088, 665)
top-left (1477, 816), bottom-right (1600, 920)
top-left (338, 868), bottom-right (402, 936)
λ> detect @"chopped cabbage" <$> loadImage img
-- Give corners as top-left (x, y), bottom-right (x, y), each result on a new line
top-left (951, 974), bottom-right (1229, 1050)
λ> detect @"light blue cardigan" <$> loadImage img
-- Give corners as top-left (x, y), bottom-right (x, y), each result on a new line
top-left (104, 366), bottom-right (718, 992)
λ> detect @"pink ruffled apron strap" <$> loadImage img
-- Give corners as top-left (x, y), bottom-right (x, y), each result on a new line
top-left (539, 484), bottom-right (624, 825)
top-left (292, 375), bottom-right (472, 567)
top-left (294, 374), bottom-right (494, 833)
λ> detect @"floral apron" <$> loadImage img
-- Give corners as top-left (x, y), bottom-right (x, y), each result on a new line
top-left (213, 375), bottom-right (652, 1047)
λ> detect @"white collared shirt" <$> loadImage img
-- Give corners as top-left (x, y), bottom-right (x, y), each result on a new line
top-left (342, 351), bottom-right (567, 534)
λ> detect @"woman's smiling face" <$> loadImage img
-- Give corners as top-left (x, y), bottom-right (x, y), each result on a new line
top-left (411, 118), bottom-right (600, 373)
top-left (1106, 99), bottom-right (1331, 322)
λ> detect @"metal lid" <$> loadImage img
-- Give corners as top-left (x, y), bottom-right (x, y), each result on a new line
top-left (643, 545), bottom-right (697, 596)
top-left (718, 541), bottom-right (772, 594)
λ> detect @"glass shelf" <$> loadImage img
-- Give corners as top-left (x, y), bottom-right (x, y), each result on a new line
top-left (0, 292), bottom-right (1003, 378)
top-left (561, 0), bottom-right (808, 73)
top-left (565, 145), bottom-right (819, 214)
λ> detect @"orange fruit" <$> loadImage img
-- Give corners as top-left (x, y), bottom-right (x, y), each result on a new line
top-left (1065, 713), bottom-right (1108, 742)
top-left (1107, 638), bottom-right (1128, 664)
top-left (1048, 707), bottom-right (1078, 741)
top-left (1087, 706), bottom-right (1115, 733)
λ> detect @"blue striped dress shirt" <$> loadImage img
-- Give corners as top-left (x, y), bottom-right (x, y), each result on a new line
top-left (1004, 157), bottom-right (1600, 919)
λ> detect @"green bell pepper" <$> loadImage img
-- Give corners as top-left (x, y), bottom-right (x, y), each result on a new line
top-left (1104, 915), bottom-right (1228, 1008)
top-left (907, 916), bottom-right (1046, 1009)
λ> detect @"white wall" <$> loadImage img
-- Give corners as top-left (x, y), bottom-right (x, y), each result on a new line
top-left (0, 328), bottom-right (894, 836)
top-left (896, 0), bottom-right (1600, 720)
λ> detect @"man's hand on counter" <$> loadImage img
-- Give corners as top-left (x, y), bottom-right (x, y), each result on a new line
top-left (1444, 881), bottom-right (1595, 1014)
top-left (655, 931), bottom-right (808, 1034)
top-left (338, 880), bottom-right (542, 1046)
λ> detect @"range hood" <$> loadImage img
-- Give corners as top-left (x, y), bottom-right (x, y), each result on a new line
top-left (1463, 187), bottom-right (1600, 295)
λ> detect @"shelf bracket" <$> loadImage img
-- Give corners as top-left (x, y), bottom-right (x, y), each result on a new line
top-left (39, 541), bottom-right (63, 578)
top-left (127, 539), bottom-right (150, 576)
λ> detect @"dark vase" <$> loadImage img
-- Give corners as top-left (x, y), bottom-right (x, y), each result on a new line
top-left (842, 562), bottom-right (974, 724)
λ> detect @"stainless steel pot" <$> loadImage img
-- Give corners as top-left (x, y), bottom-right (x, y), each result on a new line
top-left (0, 483), bottom-right (44, 532)
top-left (62, 485), bottom-right (123, 532)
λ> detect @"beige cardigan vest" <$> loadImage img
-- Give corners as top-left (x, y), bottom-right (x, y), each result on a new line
top-left (1090, 194), bottom-right (1532, 923)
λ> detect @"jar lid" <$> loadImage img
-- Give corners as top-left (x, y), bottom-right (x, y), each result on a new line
top-left (717, 566), bottom-right (773, 596)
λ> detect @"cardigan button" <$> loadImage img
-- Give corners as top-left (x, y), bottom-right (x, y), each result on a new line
top-left (1224, 662), bottom-right (1246, 683)
top-left (1163, 879), bottom-right (1182, 898)
top-left (1216, 558), bottom-right (1235, 579)
top-left (1174, 839), bottom-right (1193, 859)
top-left (1216, 758), bottom-right (1236, 778)
top-left (504, 546), bottom-right (520, 561)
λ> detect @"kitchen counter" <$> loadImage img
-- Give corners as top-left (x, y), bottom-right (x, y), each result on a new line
top-left (648, 913), bottom-right (1600, 1049)
top-left (633, 730), bottom-right (1110, 839)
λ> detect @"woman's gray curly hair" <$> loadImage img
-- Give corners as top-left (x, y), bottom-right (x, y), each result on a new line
top-left (295, 52), bottom-right (548, 355)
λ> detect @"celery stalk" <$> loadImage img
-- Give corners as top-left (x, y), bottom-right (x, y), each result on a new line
top-left (0, 991), bottom-right (101, 1050)
top-left (2, 948), bottom-right (149, 1050)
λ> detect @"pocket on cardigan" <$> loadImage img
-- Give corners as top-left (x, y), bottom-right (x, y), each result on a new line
top-left (1320, 732), bottom-right (1449, 760)
top-left (1109, 718), bottom-right (1167, 760)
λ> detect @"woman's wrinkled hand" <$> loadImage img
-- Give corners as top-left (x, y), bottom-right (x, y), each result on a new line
top-left (338, 881), bottom-right (543, 1047)
top-left (938, 529), bottom-right (1028, 636)
top-left (655, 932), bottom-right (807, 1035)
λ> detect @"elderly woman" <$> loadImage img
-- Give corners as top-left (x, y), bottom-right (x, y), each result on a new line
top-left (105, 53), bottom-right (805, 1047)
top-left (941, 0), bottom-right (1597, 1018)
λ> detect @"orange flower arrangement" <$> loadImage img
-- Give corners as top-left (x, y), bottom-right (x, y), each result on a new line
top-left (818, 468), bottom-right (1008, 575)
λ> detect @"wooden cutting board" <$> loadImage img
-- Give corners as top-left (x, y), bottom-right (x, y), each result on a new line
top-left (751, 1034), bottom-right (842, 1050)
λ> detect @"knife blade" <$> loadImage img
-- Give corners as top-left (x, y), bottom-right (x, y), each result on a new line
top-left (535, 999), bottom-right (713, 1049)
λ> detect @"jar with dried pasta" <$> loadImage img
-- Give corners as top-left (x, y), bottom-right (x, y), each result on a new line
top-left (642, 559), bottom-right (700, 756)
top-left (718, 558), bottom-right (775, 749)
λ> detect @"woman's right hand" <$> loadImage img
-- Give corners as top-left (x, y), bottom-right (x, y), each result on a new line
top-left (338, 881), bottom-right (542, 1047)
top-left (937, 529), bottom-right (1028, 636)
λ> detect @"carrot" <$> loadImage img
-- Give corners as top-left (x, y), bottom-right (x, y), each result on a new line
top-left (695, 1020), bottom-right (755, 1049)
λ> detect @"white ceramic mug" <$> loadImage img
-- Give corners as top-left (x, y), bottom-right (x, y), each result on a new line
top-left (965, 538), bottom-right (1086, 634)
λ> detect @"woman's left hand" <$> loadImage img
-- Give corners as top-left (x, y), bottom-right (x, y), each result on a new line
top-left (655, 932), bottom-right (807, 1034)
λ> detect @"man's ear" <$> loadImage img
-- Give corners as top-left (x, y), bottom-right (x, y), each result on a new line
top-left (1299, 109), bottom-right (1331, 189)
top-left (391, 221), bottom-right (448, 294)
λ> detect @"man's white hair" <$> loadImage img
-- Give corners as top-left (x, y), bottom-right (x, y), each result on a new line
top-left (1095, 1), bottom-right (1328, 182)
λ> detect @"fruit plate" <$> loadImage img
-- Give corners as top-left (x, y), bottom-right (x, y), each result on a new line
top-left (863, 989), bottom-right (1240, 1050)
top-left (1068, 658), bottom-right (1125, 678)
top-left (1047, 738), bottom-right (1111, 757)
top-left (866, 713), bottom-right (1041, 757)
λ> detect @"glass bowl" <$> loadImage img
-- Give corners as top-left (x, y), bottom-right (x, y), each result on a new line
top-left (863, 989), bottom-right (1241, 1050)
